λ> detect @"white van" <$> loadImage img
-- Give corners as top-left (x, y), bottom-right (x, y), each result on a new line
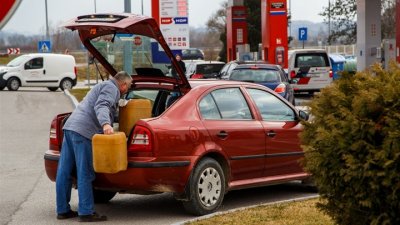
top-left (288, 49), bottom-right (332, 94)
top-left (0, 53), bottom-right (77, 91)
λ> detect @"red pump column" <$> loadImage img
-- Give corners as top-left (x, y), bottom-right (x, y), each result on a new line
top-left (261, 0), bottom-right (288, 68)
top-left (227, 5), bottom-right (248, 61)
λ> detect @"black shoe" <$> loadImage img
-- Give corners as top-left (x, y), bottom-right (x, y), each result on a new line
top-left (79, 212), bottom-right (107, 222)
top-left (57, 210), bottom-right (78, 220)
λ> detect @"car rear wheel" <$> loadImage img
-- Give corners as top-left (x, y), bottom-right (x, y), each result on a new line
top-left (47, 87), bottom-right (58, 91)
top-left (93, 189), bottom-right (116, 203)
top-left (182, 158), bottom-right (225, 216)
top-left (60, 78), bottom-right (73, 91)
top-left (7, 77), bottom-right (20, 91)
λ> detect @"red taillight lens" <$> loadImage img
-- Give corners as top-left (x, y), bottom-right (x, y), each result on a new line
top-left (129, 125), bottom-right (153, 153)
top-left (191, 74), bottom-right (204, 79)
top-left (290, 70), bottom-right (296, 78)
top-left (329, 70), bottom-right (333, 78)
top-left (74, 66), bottom-right (77, 76)
top-left (49, 117), bottom-right (59, 151)
top-left (274, 83), bottom-right (286, 93)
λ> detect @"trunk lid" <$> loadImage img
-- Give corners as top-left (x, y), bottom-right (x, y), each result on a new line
top-left (63, 13), bottom-right (191, 94)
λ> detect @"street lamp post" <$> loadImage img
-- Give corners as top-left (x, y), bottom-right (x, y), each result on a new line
top-left (45, 0), bottom-right (49, 40)
top-left (328, 0), bottom-right (331, 45)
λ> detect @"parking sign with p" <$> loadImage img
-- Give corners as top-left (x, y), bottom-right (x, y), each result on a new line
top-left (299, 27), bottom-right (308, 41)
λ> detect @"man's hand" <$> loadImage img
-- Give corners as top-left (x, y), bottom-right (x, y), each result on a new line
top-left (103, 124), bottom-right (114, 135)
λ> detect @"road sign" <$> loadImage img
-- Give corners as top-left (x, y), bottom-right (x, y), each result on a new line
top-left (38, 41), bottom-right (51, 53)
top-left (7, 48), bottom-right (20, 54)
top-left (134, 36), bottom-right (142, 46)
top-left (299, 27), bottom-right (308, 41)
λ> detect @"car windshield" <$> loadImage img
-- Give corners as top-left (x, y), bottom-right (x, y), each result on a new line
top-left (295, 53), bottom-right (329, 67)
top-left (7, 55), bottom-right (31, 67)
top-left (230, 69), bottom-right (280, 83)
top-left (196, 64), bottom-right (225, 74)
top-left (90, 33), bottom-right (173, 77)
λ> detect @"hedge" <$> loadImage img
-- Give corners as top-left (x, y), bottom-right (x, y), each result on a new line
top-left (301, 62), bottom-right (400, 225)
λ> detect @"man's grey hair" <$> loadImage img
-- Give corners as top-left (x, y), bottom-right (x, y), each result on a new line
top-left (114, 71), bottom-right (132, 82)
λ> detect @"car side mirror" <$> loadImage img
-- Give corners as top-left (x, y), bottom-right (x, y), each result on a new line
top-left (298, 110), bottom-right (309, 121)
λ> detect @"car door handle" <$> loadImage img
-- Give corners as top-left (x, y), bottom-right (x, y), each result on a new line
top-left (266, 131), bottom-right (276, 137)
top-left (43, 69), bottom-right (46, 74)
top-left (217, 131), bottom-right (228, 138)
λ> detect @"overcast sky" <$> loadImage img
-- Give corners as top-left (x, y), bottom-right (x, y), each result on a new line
top-left (1, 0), bottom-right (328, 35)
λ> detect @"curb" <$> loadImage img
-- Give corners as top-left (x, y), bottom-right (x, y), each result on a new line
top-left (63, 89), bottom-right (79, 108)
top-left (170, 194), bottom-right (319, 225)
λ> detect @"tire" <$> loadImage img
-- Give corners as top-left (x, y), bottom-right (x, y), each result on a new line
top-left (7, 77), bottom-right (20, 91)
top-left (60, 78), bottom-right (73, 91)
top-left (93, 189), bottom-right (116, 203)
top-left (182, 158), bottom-right (225, 216)
top-left (47, 87), bottom-right (58, 91)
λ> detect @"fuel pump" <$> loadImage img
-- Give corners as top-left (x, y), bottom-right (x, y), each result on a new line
top-left (261, 0), bottom-right (288, 68)
top-left (226, 1), bottom-right (248, 61)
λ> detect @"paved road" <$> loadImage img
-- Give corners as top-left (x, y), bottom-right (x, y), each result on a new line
top-left (0, 88), bottom-right (316, 225)
top-left (0, 88), bottom-right (73, 225)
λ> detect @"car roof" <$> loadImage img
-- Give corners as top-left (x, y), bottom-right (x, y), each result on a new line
top-left (187, 60), bottom-right (225, 65)
top-left (233, 63), bottom-right (280, 70)
top-left (188, 79), bottom-right (263, 89)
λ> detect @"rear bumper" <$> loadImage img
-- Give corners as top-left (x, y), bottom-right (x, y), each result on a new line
top-left (44, 151), bottom-right (192, 193)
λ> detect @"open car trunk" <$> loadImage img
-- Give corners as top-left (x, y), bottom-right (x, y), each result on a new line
top-left (63, 13), bottom-right (191, 94)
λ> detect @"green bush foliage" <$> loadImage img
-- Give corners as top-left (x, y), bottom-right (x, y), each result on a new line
top-left (301, 63), bottom-right (400, 225)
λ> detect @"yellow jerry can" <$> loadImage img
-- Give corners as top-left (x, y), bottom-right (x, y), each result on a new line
top-left (119, 99), bottom-right (152, 136)
top-left (92, 132), bottom-right (127, 174)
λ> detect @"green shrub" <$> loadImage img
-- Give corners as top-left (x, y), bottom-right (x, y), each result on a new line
top-left (301, 63), bottom-right (400, 225)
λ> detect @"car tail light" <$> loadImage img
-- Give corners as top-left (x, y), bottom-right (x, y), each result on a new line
top-left (191, 74), bottom-right (204, 79)
top-left (274, 83), bottom-right (286, 94)
top-left (329, 70), bottom-right (333, 78)
top-left (49, 117), bottom-right (60, 151)
top-left (74, 66), bottom-right (77, 76)
top-left (129, 125), bottom-right (153, 154)
top-left (290, 70), bottom-right (296, 78)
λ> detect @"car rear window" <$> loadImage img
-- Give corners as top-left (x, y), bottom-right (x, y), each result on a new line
top-left (230, 69), bottom-right (280, 83)
top-left (196, 64), bottom-right (225, 74)
top-left (295, 53), bottom-right (329, 68)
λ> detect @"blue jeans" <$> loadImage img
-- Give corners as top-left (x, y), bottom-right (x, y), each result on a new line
top-left (56, 130), bottom-right (95, 216)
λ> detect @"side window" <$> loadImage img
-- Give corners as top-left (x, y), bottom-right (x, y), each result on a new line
top-left (199, 94), bottom-right (221, 119)
top-left (199, 88), bottom-right (252, 120)
top-left (25, 57), bottom-right (43, 70)
top-left (247, 88), bottom-right (295, 121)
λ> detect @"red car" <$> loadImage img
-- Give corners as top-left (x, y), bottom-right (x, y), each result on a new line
top-left (44, 13), bottom-right (310, 216)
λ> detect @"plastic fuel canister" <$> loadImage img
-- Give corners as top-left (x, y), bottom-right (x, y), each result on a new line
top-left (92, 132), bottom-right (127, 174)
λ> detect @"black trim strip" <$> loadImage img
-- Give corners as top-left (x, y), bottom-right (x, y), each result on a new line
top-left (128, 161), bottom-right (190, 168)
top-left (44, 154), bottom-right (59, 161)
top-left (231, 152), bottom-right (304, 160)
top-left (44, 154), bottom-right (191, 168)
top-left (26, 80), bottom-right (58, 83)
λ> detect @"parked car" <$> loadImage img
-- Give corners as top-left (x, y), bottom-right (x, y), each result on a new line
top-left (185, 60), bottom-right (225, 79)
top-left (0, 53), bottom-right (77, 91)
top-left (181, 48), bottom-right (204, 60)
top-left (287, 49), bottom-right (333, 94)
top-left (218, 60), bottom-right (267, 79)
top-left (44, 13), bottom-right (310, 216)
top-left (220, 62), bottom-right (295, 105)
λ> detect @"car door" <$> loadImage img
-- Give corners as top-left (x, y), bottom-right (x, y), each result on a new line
top-left (199, 87), bottom-right (266, 181)
top-left (246, 88), bottom-right (304, 177)
top-left (22, 57), bottom-right (45, 86)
